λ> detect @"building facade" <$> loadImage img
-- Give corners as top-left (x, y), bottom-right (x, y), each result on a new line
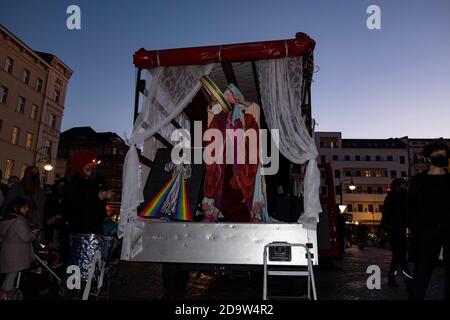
top-left (316, 132), bottom-right (410, 225)
top-left (57, 127), bottom-right (128, 202)
top-left (0, 24), bottom-right (72, 184)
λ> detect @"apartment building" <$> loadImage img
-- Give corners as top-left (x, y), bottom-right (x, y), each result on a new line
top-left (0, 24), bottom-right (73, 184)
top-left (316, 132), bottom-right (409, 225)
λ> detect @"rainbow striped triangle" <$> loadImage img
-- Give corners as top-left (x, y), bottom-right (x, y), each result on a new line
top-left (139, 171), bottom-right (193, 221)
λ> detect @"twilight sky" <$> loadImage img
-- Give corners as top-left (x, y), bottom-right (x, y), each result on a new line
top-left (1, 0), bottom-right (449, 139)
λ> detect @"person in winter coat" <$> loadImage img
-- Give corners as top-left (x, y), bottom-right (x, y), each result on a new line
top-left (381, 178), bottom-right (412, 286)
top-left (408, 138), bottom-right (450, 300)
top-left (0, 197), bottom-right (37, 293)
top-left (43, 178), bottom-right (70, 264)
top-left (67, 150), bottom-right (107, 235)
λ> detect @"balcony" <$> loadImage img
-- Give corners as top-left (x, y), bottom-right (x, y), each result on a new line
top-left (42, 123), bottom-right (60, 138)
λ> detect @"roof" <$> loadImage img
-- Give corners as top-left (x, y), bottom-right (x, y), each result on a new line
top-left (60, 127), bottom-right (125, 145)
top-left (34, 51), bottom-right (55, 64)
top-left (133, 32), bottom-right (315, 69)
top-left (342, 139), bottom-right (407, 149)
top-left (0, 24), bottom-right (73, 76)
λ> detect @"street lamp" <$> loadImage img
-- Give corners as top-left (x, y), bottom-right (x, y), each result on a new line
top-left (35, 146), bottom-right (54, 170)
top-left (339, 177), bottom-right (356, 214)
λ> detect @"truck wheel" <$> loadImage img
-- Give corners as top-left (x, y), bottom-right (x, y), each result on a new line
top-left (162, 264), bottom-right (190, 295)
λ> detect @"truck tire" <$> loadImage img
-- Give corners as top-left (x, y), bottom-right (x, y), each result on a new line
top-left (162, 264), bottom-right (190, 295)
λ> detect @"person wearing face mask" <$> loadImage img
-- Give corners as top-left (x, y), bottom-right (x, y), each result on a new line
top-left (408, 138), bottom-right (450, 300)
top-left (381, 178), bottom-right (412, 287)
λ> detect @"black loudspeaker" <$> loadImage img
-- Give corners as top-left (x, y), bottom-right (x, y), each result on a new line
top-left (139, 148), bottom-right (205, 218)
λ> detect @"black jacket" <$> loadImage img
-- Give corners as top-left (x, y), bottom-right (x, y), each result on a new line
top-left (68, 173), bottom-right (106, 235)
top-left (381, 191), bottom-right (408, 229)
top-left (407, 171), bottom-right (450, 228)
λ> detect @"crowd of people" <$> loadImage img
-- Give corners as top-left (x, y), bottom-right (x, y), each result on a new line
top-left (0, 150), bottom-right (118, 298)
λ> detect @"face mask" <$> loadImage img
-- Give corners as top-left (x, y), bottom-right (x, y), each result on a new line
top-left (430, 155), bottom-right (448, 168)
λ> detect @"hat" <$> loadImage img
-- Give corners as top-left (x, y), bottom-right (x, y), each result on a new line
top-left (71, 150), bottom-right (97, 173)
top-left (200, 76), bottom-right (231, 113)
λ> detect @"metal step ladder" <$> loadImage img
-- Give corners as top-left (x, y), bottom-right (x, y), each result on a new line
top-left (263, 242), bottom-right (317, 300)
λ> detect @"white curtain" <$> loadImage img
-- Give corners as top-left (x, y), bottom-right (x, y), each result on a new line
top-left (256, 57), bottom-right (322, 229)
top-left (119, 64), bottom-right (214, 258)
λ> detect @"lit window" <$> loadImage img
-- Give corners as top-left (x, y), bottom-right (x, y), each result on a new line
top-left (21, 69), bottom-right (30, 84)
top-left (5, 159), bottom-right (15, 180)
top-left (17, 96), bottom-right (26, 113)
top-left (0, 85), bottom-right (8, 104)
top-left (364, 170), bottom-right (371, 177)
top-left (20, 164), bottom-right (28, 179)
top-left (375, 169), bottom-right (383, 177)
top-left (11, 127), bottom-right (20, 145)
top-left (25, 133), bottom-right (33, 150)
top-left (4, 57), bottom-right (14, 73)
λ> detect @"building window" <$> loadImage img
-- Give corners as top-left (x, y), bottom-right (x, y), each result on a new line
top-left (20, 164), bottom-right (28, 179)
top-left (17, 96), bottom-right (26, 113)
top-left (387, 155), bottom-right (393, 161)
top-left (25, 133), bottom-right (33, 150)
top-left (375, 169), bottom-right (383, 177)
top-left (347, 204), bottom-right (353, 212)
top-left (375, 156), bottom-right (381, 161)
top-left (54, 89), bottom-right (60, 104)
top-left (368, 204), bottom-right (374, 212)
top-left (391, 170), bottom-right (397, 178)
top-left (11, 127), bottom-right (20, 145)
top-left (31, 105), bottom-right (39, 120)
top-left (4, 160), bottom-right (15, 180)
top-left (320, 155), bottom-right (326, 163)
top-left (355, 170), bottom-right (362, 177)
top-left (367, 186), bottom-right (373, 194)
top-left (332, 155), bottom-right (339, 161)
top-left (21, 69), bottom-right (30, 84)
top-left (335, 185), bottom-right (341, 194)
top-left (357, 186), bottom-right (363, 194)
top-left (400, 156), bottom-right (405, 164)
top-left (344, 155), bottom-right (350, 161)
top-left (0, 85), bottom-right (8, 104)
top-left (335, 169), bottom-right (341, 179)
top-left (377, 187), bottom-right (383, 194)
top-left (365, 155), bottom-right (371, 161)
top-left (49, 112), bottom-right (57, 128)
top-left (45, 140), bottom-right (53, 156)
top-left (321, 186), bottom-right (327, 196)
top-left (357, 204), bottom-right (363, 212)
top-left (36, 78), bottom-right (43, 92)
top-left (378, 204), bottom-right (384, 212)
top-left (401, 171), bottom-right (407, 178)
top-left (355, 155), bottom-right (361, 161)
top-left (345, 170), bottom-right (351, 177)
top-left (364, 170), bottom-right (372, 177)
top-left (4, 57), bottom-right (14, 73)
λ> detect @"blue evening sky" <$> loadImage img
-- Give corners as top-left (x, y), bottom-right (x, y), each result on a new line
top-left (1, 0), bottom-right (449, 139)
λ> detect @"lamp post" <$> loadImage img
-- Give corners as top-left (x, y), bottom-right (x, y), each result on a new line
top-left (35, 146), bottom-right (54, 185)
top-left (339, 177), bottom-right (356, 214)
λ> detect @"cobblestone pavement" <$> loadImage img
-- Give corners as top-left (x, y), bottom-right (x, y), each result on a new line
top-left (107, 246), bottom-right (446, 300)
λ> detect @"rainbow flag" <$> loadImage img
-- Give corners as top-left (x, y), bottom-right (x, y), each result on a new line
top-left (139, 171), bottom-right (192, 221)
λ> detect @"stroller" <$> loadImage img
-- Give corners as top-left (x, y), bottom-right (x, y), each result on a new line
top-left (0, 239), bottom-right (64, 300)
